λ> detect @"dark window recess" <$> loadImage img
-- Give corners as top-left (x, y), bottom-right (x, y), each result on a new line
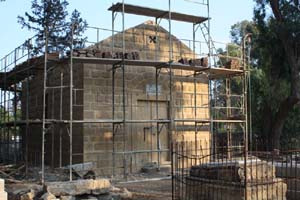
top-left (149, 36), bottom-right (157, 44)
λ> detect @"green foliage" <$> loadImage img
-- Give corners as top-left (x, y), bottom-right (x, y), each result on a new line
top-left (18, 0), bottom-right (88, 54)
top-left (227, 1), bottom-right (300, 149)
top-left (0, 107), bottom-right (10, 123)
top-left (281, 106), bottom-right (300, 149)
top-left (230, 20), bottom-right (258, 45)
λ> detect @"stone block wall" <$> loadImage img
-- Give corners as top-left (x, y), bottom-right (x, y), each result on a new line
top-left (83, 21), bottom-right (210, 175)
top-left (21, 62), bottom-right (84, 167)
top-left (20, 21), bottom-right (210, 174)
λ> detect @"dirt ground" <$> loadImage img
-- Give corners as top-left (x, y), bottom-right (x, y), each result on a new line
top-left (116, 179), bottom-right (172, 200)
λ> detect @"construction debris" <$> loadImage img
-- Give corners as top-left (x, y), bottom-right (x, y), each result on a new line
top-left (6, 178), bottom-right (134, 200)
top-left (178, 57), bottom-right (208, 67)
top-left (224, 58), bottom-right (240, 70)
top-left (0, 164), bottom-right (25, 183)
top-left (46, 179), bottom-right (110, 196)
top-left (40, 192), bottom-right (57, 200)
top-left (6, 183), bottom-right (43, 200)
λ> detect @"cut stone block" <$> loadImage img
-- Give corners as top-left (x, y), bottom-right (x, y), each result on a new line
top-left (0, 191), bottom-right (7, 200)
top-left (186, 177), bottom-right (287, 200)
top-left (46, 179), bottom-right (111, 196)
top-left (186, 160), bottom-right (287, 200)
top-left (41, 192), bottom-right (57, 200)
top-left (0, 179), bottom-right (4, 192)
top-left (190, 159), bottom-right (275, 182)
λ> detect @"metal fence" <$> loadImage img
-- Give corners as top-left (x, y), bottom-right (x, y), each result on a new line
top-left (172, 140), bottom-right (300, 200)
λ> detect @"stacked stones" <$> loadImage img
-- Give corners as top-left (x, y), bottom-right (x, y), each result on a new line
top-left (0, 179), bottom-right (7, 200)
top-left (224, 58), bottom-right (240, 70)
top-left (70, 49), bottom-right (140, 60)
top-left (178, 57), bottom-right (208, 67)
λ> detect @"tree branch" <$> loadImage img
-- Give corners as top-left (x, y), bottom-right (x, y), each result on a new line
top-left (270, 0), bottom-right (283, 21)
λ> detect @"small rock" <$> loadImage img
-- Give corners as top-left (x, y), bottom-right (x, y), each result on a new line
top-left (40, 192), bottom-right (57, 200)
top-left (60, 196), bottom-right (75, 200)
top-left (119, 188), bottom-right (132, 199)
top-left (20, 189), bottom-right (36, 200)
top-left (110, 186), bottom-right (121, 193)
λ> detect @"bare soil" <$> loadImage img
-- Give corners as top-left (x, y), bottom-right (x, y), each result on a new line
top-left (116, 179), bottom-right (172, 200)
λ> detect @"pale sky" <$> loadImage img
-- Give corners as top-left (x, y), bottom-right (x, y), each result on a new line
top-left (0, 0), bottom-right (255, 58)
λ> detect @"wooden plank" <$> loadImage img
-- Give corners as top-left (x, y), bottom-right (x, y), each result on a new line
top-left (108, 3), bottom-right (208, 24)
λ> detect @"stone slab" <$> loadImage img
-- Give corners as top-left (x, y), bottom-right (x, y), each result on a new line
top-left (0, 191), bottom-right (7, 200)
top-left (0, 179), bottom-right (4, 192)
top-left (185, 177), bottom-right (287, 200)
top-left (190, 160), bottom-right (275, 182)
top-left (46, 179), bottom-right (111, 196)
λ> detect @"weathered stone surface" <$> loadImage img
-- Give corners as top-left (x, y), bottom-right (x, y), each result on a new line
top-left (60, 196), bottom-right (75, 200)
top-left (190, 160), bottom-right (275, 182)
top-left (40, 192), bottom-right (57, 200)
top-left (46, 179), bottom-right (111, 196)
top-left (7, 184), bottom-right (43, 200)
top-left (187, 160), bottom-right (287, 200)
top-left (60, 196), bottom-right (76, 200)
top-left (20, 189), bottom-right (36, 200)
top-left (117, 188), bottom-right (132, 199)
top-left (186, 177), bottom-right (287, 200)
top-left (0, 191), bottom-right (8, 200)
top-left (0, 179), bottom-right (4, 192)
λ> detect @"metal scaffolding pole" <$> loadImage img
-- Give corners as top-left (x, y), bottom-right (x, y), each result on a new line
top-left (69, 23), bottom-right (75, 181)
top-left (41, 27), bottom-right (49, 184)
top-left (168, 0), bottom-right (173, 150)
top-left (25, 66), bottom-right (29, 176)
top-left (121, 0), bottom-right (127, 179)
top-left (3, 57), bottom-right (7, 163)
top-left (13, 49), bottom-right (17, 164)
top-left (59, 71), bottom-right (63, 168)
top-left (155, 68), bottom-right (160, 170)
top-left (111, 7), bottom-right (116, 177)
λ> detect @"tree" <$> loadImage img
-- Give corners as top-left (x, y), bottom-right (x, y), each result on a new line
top-left (228, 17), bottom-right (300, 150)
top-left (18, 0), bottom-right (87, 54)
top-left (254, 0), bottom-right (300, 149)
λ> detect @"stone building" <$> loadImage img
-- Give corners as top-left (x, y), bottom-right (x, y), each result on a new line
top-left (21, 21), bottom-right (209, 175)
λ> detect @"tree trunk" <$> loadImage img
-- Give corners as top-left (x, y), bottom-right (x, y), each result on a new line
top-left (262, 105), bottom-right (272, 150)
top-left (267, 0), bottom-right (300, 150)
top-left (269, 97), bottom-right (299, 150)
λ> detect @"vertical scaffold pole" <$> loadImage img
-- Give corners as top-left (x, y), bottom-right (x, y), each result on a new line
top-left (69, 23), bottom-right (75, 181)
top-left (42, 27), bottom-right (49, 184)
top-left (168, 0), bottom-right (173, 173)
top-left (111, 5), bottom-right (116, 177)
top-left (25, 41), bottom-right (31, 176)
top-left (121, 0), bottom-right (127, 179)
top-left (59, 71), bottom-right (63, 168)
top-left (14, 48), bottom-right (17, 164)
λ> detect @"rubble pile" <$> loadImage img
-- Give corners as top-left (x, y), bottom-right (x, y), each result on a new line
top-left (6, 179), bottom-right (133, 200)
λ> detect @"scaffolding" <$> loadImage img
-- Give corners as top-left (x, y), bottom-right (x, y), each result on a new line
top-left (0, 0), bottom-right (249, 185)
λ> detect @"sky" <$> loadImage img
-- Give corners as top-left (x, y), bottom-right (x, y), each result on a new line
top-left (0, 0), bottom-right (255, 59)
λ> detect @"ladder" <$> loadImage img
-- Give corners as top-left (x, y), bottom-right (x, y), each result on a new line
top-left (199, 22), bottom-right (222, 67)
